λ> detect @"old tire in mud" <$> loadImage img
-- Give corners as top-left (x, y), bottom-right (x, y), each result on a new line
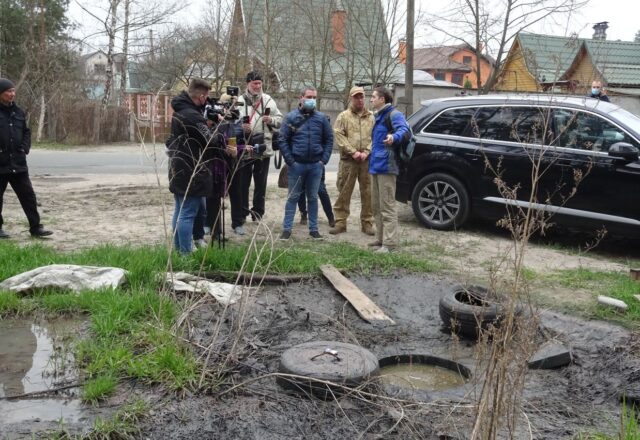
top-left (439, 285), bottom-right (504, 339)
top-left (277, 340), bottom-right (379, 399)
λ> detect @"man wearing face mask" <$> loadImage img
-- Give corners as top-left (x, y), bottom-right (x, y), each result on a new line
top-left (588, 80), bottom-right (610, 102)
top-left (278, 86), bottom-right (333, 240)
top-left (235, 71), bottom-right (283, 232)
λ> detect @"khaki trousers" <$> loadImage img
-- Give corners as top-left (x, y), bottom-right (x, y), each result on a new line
top-left (333, 159), bottom-right (374, 229)
top-left (371, 173), bottom-right (397, 248)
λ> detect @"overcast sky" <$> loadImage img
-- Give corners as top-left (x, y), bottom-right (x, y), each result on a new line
top-left (69, 0), bottom-right (639, 52)
top-left (414, 0), bottom-right (638, 45)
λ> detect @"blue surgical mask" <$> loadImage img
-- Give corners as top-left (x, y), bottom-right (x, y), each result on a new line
top-left (591, 87), bottom-right (600, 95)
top-left (302, 98), bottom-right (316, 111)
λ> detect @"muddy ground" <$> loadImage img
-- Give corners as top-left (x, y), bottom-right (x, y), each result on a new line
top-left (1, 144), bottom-right (640, 439)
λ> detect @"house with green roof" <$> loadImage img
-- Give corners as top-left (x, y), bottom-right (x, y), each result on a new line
top-left (561, 39), bottom-right (640, 96)
top-left (495, 33), bottom-right (583, 92)
top-left (228, 0), bottom-right (399, 98)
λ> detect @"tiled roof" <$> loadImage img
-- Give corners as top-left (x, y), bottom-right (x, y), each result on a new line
top-left (516, 33), bottom-right (583, 81)
top-left (240, 0), bottom-right (395, 91)
top-left (585, 40), bottom-right (640, 86)
top-left (413, 46), bottom-right (471, 71)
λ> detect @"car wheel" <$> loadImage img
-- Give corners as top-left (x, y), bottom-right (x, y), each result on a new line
top-left (439, 285), bottom-right (502, 339)
top-left (411, 173), bottom-right (469, 230)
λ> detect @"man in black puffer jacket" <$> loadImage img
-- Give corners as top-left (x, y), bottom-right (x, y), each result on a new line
top-left (167, 79), bottom-right (224, 254)
top-left (0, 78), bottom-right (52, 239)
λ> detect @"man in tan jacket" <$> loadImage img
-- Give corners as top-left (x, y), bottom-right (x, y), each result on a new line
top-left (329, 86), bottom-right (375, 235)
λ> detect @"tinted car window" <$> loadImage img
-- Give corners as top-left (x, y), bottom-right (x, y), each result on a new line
top-left (424, 107), bottom-right (476, 136)
top-left (551, 109), bottom-right (639, 152)
top-left (471, 106), bottom-right (547, 144)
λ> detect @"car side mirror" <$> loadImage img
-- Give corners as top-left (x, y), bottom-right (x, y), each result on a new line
top-left (608, 142), bottom-right (639, 162)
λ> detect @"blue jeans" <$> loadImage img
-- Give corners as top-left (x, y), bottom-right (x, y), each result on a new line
top-left (297, 167), bottom-right (334, 223)
top-left (172, 194), bottom-right (205, 254)
top-left (283, 162), bottom-right (323, 232)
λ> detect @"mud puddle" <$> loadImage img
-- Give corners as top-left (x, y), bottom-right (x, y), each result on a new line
top-left (0, 317), bottom-right (102, 436)
top-left (137, 273), bottom-right (640, 439)
top-left (4, 274), bottom-right (637, 439)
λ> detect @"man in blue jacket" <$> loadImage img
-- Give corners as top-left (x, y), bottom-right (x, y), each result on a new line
top-left (369, 86), bottom-right (409, 253)
top-left (278, 86), bottom-right (333, 240)
top-left (0, 78), bottom-right (52, 239)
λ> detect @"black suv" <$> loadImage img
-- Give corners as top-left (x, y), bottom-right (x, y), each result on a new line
top-left (396, 95), bottom-right (640, 237)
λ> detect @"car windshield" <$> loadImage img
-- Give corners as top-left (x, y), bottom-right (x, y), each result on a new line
top-left (609, 107), bottom-right (640, 137)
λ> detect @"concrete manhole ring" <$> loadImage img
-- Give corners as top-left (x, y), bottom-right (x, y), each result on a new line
top-left (377, 354), bottom-right (472, 401)
top-left (277, 340), bottom-right (379, 399)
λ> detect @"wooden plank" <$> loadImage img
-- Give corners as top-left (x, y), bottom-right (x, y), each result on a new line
top-left (320, 264), bottom-right (395, 325)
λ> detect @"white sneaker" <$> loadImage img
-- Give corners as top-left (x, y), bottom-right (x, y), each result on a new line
top-left (203, 226), bottom-right (211, 235)
top-left (374, 246), bottom-right (390, 254)
top-left (194, 239), bottom-right (208, 249)
top-left (234, 226), bottom-right (245, 235)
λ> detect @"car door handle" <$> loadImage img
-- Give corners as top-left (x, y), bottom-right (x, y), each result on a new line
top-left (464, 152), bottom-right (480, 161)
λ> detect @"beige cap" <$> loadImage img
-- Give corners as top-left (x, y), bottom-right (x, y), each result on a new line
top-left (349, 86), bottom-right (365, 97)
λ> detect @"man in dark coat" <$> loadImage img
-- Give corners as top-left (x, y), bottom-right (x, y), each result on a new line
top-left (167, 79), bottom-right (222, 253)
top-left (0, 78), bottom-right (52, 239)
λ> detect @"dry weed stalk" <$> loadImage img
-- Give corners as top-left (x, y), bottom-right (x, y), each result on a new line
top-left (469, 104), bottom-right (601, 439)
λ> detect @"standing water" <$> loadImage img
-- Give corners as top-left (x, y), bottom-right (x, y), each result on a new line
top-left (0, 318), bottom-right (88, 426)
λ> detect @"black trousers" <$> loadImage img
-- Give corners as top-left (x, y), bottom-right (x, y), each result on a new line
top-left (247, 157), bottom-right (271, 219)
top-left (0, 172), bottom-right (41, 231)
top-left (228, 162), bottom-right (251, 229)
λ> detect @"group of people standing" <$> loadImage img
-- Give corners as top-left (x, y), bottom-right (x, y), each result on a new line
top-left (167, 72), bottom-right (409, 255)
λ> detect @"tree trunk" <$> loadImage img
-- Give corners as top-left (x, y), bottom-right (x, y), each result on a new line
top-left (102, 0), bottom-right (120, 108)
top-left (119, 0), bottom-right (130, 106)
top-left (36, 92), bottom-right (45, 142)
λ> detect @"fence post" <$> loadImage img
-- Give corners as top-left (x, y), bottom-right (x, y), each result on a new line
top-left (129, 112), bottom-right (136, 142)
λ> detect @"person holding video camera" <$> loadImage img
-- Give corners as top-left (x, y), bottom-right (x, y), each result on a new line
top-left (167, 79), bottom-right (224, 254)
top-left (234, 71), bottom-right (283, 232)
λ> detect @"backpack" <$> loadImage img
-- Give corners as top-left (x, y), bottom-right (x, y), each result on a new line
top-left (383, 110), bottom-right (415, 164)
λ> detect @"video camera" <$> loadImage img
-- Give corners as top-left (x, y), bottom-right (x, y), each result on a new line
top-left (204, 86), bottom-right (243, 122)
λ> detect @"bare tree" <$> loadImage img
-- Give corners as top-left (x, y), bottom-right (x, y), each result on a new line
top-left (74, 0), bottom-right (180, 106)
top-left (102, 0), bottom-right (120, 107)
top-left (425, 0), bottom-right (587, 92)
top-left (119, 0), bottom-right (131, 104)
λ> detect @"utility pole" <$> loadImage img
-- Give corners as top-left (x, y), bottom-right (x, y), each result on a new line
top-left (405, 0), bottom-right (414, 115)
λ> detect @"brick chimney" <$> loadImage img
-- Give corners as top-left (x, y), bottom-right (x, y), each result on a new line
top-left (331, 7), bottom-right (347, 54)
top-left (398, 39), bottom-right (407, 64)
top-left (593, 21), bottom-right (609, 40)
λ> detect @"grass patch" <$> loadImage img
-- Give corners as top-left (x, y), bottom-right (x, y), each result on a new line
top-left (0, 238), bottom-right (442, 405)
top-left (575, 402), bottom-right (639, 439)
top-left (548, 268), bottom-right (622, 290)
top-left (195, 240), bottom-right (444, 275)
top-left (32, 141), bottom-right (74, 150)
top-left (82, 374), bottom-right (118, 403)
top-left (547, 268), bottom-right (640, 327)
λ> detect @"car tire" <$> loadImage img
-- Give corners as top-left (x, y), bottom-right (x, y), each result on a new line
top-left (411, 173), bottom-right (469, 230)
top-left (439, 285), bottom-right (502, 339)
top-left (277, 341), bottom-right (379, 399)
